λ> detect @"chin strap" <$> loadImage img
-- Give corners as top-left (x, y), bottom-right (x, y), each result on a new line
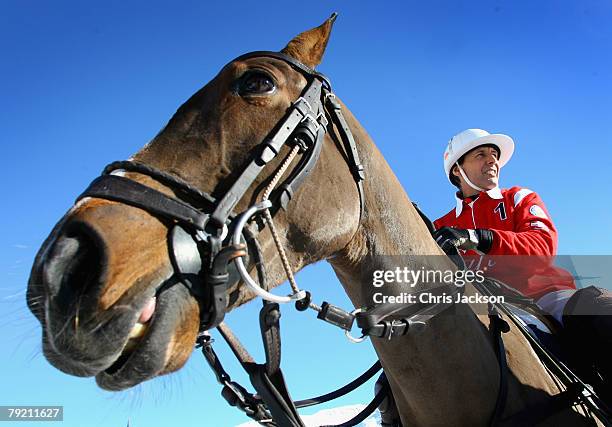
top-left (457, 164), bottom-right (486, 193)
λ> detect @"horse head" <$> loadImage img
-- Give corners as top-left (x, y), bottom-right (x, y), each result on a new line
top-left (27, 14), bottom-right (368, 392)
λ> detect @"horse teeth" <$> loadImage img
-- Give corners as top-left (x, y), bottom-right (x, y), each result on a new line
top-left (128, 322), bottom-right (148, 340)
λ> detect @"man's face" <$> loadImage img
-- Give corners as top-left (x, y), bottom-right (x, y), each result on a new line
top-left (453, 145), bottom-right (500, 195)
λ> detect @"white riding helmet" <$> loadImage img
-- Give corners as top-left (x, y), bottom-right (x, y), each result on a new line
top-left (443, 128), bottom-right (514, 184)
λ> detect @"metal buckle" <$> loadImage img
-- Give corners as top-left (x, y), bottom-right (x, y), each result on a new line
top-left (324, 92), bottom-right (336, 102)
top-left (344, 308), bottom-right (368, 344)
top-left (382, 320), bottom-right (405, 341)
top-left (196, 215), bottom-right (229, 243)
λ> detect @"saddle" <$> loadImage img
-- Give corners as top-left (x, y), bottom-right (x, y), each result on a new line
top-left (482, 277), bottom-right (568, 362)
top-left (505, 299), bottom-right (566, 360)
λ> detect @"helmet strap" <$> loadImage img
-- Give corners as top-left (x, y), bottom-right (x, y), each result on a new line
top-left (457, 164), bottom-right (485, 193)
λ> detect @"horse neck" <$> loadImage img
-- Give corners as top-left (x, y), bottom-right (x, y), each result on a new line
top-left (328, 108), bottom-right (505, 424)
top-left (329, 105), bottom-right (451, 297)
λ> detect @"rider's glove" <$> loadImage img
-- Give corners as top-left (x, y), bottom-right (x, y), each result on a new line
top-left (433, 227), bottom-right (493, 254)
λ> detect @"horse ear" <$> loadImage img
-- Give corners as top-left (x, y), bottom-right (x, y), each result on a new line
top-left (281, 13), bottom-right (337, 69)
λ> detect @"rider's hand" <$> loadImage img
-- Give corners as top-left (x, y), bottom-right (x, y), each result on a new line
top-left (434, 227), bottom-right (493, 253)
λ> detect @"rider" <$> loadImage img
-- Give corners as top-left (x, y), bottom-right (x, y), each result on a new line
top-left (433, 128), bottom-right (612, 400)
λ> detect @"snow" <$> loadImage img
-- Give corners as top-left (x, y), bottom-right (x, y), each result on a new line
top-left (235, 404), bottom-right (381, 426)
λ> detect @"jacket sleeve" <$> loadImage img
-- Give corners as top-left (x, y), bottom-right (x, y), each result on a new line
top-left (488, 191), bottom-right (558, 256)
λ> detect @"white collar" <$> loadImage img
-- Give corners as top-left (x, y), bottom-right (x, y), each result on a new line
top-left (454, 187), bottom-right (503, 217)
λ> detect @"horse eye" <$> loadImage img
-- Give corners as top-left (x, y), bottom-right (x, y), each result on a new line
top-left (238, 71), bottom-right (276, 95)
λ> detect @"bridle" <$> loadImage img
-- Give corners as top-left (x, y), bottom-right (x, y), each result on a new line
top-left (78, 50), bottom-right (365, 332)
top-left (73, 51), bottom-right (607, 426)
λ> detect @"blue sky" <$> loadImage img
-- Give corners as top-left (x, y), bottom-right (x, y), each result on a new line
top-left (2, 1), bottom-right (612, 426)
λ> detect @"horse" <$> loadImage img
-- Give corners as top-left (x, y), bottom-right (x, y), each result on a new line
top-left (27, 14), bottom-right (601, 426)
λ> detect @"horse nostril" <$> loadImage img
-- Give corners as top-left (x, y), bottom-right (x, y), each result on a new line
top-left (43, 224), bottom-right (105, 313)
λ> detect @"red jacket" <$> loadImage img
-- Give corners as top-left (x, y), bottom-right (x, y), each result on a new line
top-left (434, 186), bottom-right (575, 299)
